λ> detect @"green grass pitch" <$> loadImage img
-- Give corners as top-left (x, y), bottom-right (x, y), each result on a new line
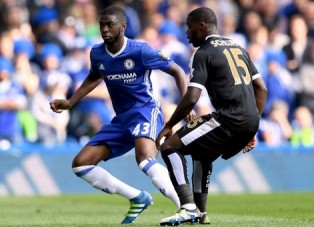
top-left (0, 193), bottom-right (313, 226)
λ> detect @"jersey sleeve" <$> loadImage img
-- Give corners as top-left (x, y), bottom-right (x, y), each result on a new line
top-left (88, 48), bottom-right (101, 79)
top-left (142, 43), bottom-right (174, 71)
top-left (188, 50), bottom-right (208, 89)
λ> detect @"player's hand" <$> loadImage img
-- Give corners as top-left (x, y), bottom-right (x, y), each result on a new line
top-left (185, 109), bottom-right (197, 123)
top-left (156, 125), bottom-right (173, 150)
top-left (50, 99), bottom-right (72, 113)
top-left (243, 136), bottom-right (257, 153)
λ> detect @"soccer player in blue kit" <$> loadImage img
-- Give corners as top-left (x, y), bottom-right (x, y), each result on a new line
top-left (50, 5), bottom-right (194, 224)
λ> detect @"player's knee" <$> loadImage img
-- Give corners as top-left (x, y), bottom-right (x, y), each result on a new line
top-left (159, 134), bottom-right (182, 151)
top-left (72, 150), bottom-right (104, 167)
top-left (72, 155), bottom-right (90, 168)
top-left (72, 156), bottom-right (80, 168)
top-left (159, 141), bottom-right (172, 151)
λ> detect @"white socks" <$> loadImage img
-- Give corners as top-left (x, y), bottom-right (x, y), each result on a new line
top-left (139, 158), bottom-right (180, 208)
top-left (72, 165), bottom-right (140, 199)
top-left (73, 158), bottom-right (181, 209)
top-left (181, 203), bottom-right (197, 211)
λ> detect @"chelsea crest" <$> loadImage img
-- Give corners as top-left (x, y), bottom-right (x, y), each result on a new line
top-left (124, 59), bottom-right (135, 70)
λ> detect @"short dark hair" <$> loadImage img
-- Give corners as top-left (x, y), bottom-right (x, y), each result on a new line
top-left (100, 5), bottom-right (126, 23)
top-left (188, 7), bottom-right (217, 28)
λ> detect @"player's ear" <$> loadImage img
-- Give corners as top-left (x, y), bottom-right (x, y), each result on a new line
top-left (199, 22), bottom-right (207, 30)
top-left (121, 22), bottom-right (127, 32)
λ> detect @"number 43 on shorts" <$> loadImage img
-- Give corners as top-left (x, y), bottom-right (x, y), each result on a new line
top-left (132, 122), bottom-right (151, 136)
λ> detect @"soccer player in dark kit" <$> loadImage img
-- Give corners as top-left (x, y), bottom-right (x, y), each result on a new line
top-left (156, 6), bottom-right (267, 226)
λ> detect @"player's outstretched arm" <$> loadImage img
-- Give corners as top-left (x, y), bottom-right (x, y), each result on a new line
top-left (165, 86), bottom-right (202, 129)
top-left (166, 63), bottom-right (187, 97)
top-left (50, 73), bottom-right (104, 113)
top-left (242, 77), bottom-right (267, 153)
top-left (166, 63), bottom-right (197, 122)
top-left (156, 86), bottom-right (201, 148)
top-left (252, 77), bottom-right (267, 115)
top-left (50, 99), bottom-right (72, 113)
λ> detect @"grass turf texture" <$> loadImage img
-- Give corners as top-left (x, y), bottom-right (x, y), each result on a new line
top-left (0, 193), bottom-right (313, 226)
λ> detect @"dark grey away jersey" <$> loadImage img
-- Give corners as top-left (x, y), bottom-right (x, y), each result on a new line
top-left (189, 35), bottom-right (261, 131)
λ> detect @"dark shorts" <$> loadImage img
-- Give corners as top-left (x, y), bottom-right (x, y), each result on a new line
top-left (176, 114), bottom-right (257, 161)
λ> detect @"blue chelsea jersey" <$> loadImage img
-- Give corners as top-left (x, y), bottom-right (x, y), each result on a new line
top-left (89, 37), bottom-right (174, 115)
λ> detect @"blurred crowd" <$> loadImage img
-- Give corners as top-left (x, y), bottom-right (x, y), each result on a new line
top-left (0, 0), bottom-right (314, 148)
